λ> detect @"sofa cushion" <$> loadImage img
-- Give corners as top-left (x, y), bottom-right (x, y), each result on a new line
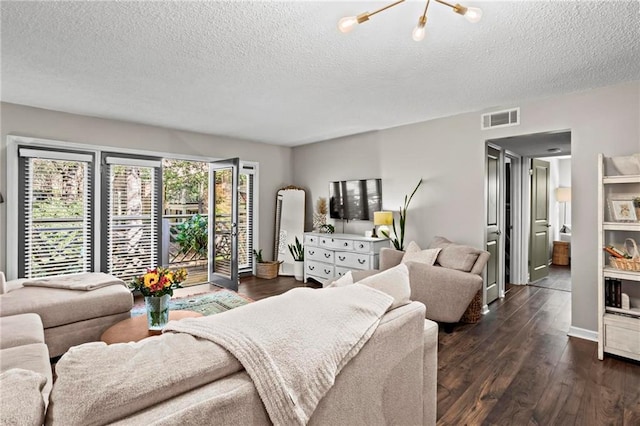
top-left (0, 368), bottom-right (47, 426)
top-left (0, 343), bottom-right (53, 404)
top-left (402, 241), bottom-right (441, 266)
top-left (429, 236), bottom-right (482, 273)
top-left (0, 314), bottom-right (45, 349)
top-left (357, 264), bottom-right (411, 310)
top-left (0, 271), bottom-right (5, 295)
top-left (0, 284), bottom-right (133, 328)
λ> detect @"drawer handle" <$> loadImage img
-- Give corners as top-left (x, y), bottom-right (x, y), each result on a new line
top-left (322, 240), bottom-right (326, 244)
top-left (359, 244), bottom-right (364, 248)
top-left (324, 253), bottom-right (331, 258)
top-left (324, 269), bottom-right (331, 274)
top-left (309, 265), bottom-right (315, 271)
top-left (339, 256), bottom-right (346, 261)
top-left (309, 250), bottom-right (315, 255)
top-left (344, 242), bottom-right (348, 246)
top-left (358, 259), bottom-right (366, 264)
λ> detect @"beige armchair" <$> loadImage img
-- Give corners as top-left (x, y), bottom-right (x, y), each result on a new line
top-left (352, 237), bottom-right (490, 332)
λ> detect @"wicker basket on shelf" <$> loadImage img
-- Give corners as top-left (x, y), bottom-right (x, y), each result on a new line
top-left (609, 256), bottom-right (640, 272)
top-left (609, 238), bottom-right (640, 272)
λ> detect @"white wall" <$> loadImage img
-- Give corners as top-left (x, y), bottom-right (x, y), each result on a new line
top-left (292, 80), bottom-right (640, 334)
top-left (0, 102), bottom-right (294, 273)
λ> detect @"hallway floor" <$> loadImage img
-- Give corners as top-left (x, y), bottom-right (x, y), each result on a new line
top-left (529, 264), bottom-right (571, 292)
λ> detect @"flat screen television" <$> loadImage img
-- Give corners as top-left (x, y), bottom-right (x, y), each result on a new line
top-left (329, 179), bottom-right (382, 221)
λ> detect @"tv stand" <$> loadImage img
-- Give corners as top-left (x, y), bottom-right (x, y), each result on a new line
top-left (303, 233), bottom-right (389, 286)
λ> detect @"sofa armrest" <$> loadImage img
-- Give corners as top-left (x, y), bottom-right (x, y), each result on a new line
top-left (380, 248), bottom-right (403, 271)
top-left (406, 263), bottom-right (483, 323)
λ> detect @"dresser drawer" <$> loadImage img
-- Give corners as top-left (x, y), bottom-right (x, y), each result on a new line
top-left (319, 237), bottom-right (354, 250)
top-left (335, 266), bottom-right (354, 278)
top-left (335, 252), bottom-right (371, 270)
top-left (353, 241), bottom-right (371, 253)
top-left (306, 260), bottom-right (334, 279)
top-left (305, 247), bottom-right (334, 263)
top-left (304, 234), bottom-right (319, 247)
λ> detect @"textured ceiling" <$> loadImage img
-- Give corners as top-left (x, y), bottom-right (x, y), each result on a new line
top-left (1, 1), bottom-right (639, 146)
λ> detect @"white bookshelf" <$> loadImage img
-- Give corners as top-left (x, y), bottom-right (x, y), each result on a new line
top-left (597, 153), bottom-right (640, 361)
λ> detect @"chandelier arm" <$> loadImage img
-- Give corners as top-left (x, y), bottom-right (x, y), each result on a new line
top-left (434, 0), bottom-right (467, 14)
top-left (420, 0), bottom-right (432, 19)
top-left (368, 0), bottom-right (406, 18)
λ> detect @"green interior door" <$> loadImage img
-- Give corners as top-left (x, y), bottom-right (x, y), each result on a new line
top-left (486, 147), bottom-right (500, 304)
top-left (530, 158), bottom-right (551, 282)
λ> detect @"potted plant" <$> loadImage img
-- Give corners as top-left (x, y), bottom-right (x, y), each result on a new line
top-left (253, 249), bottom-right (281, 280)
top-left (381, 179), bottom-right (423, 251)
top-left (288, 237), bottom-right (304, 281)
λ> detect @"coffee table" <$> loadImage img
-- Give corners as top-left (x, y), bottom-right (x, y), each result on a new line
top-left (101, 310), bottom-right (203, 344)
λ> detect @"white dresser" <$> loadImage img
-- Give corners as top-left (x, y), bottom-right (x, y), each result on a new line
top-left (303, 232), bottom-right (389, 285)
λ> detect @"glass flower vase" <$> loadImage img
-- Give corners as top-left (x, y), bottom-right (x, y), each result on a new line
top-left (145, 294), bottom-right (171, 331)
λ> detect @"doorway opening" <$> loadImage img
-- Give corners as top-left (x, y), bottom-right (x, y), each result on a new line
top-left (485, 130), bottom-right (572, 309)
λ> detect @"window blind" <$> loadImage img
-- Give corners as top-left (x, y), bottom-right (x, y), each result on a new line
top-left (19, 151), bottom-right (93, 278)
top-left (105, 159), bottom-right (160, 282)
top-left (238, 169), bottom-right (255, 272)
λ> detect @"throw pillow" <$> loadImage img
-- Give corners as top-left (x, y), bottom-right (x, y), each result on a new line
top-left (429, 236), bottom-right (481, 273)
top-left (357, 263), bottom-right (411, 310)
top-left (401, 241), bottom-right (441, 266)
top-left (327, 271), bottom-right (354, 288)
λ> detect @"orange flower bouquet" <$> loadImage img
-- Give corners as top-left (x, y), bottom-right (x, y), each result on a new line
top-left (129, 266), bottom-right (188, 297)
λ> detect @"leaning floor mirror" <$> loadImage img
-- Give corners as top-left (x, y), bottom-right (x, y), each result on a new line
top-left (274, 186), bottom-right (306, 276)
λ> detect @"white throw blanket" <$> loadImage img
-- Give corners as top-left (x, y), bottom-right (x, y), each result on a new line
top-left (164, 284), bottom-right (393, 426)
top-left (22, 272), bottom-right (125, 291)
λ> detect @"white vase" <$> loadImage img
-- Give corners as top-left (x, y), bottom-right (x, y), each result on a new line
top-left (293, 261), bottom-right (304, 281)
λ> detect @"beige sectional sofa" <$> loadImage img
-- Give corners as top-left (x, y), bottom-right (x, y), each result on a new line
top-left (0, 300), bottom-right (438, 425)
top-left (0, 272), bottom-right (133, 357)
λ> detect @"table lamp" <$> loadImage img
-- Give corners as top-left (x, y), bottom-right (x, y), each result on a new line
top-left (373, 211), bottom-right (393, 238)
top-left (555, 187), bottom-right (571, 233)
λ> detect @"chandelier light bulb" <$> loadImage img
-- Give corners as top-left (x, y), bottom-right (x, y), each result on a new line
top-left (464, 7), bottom-right (482, 23)
top-left (338, 16), bottom-right (358, 33)
top-left (412, 24), bottom-right (426, 42)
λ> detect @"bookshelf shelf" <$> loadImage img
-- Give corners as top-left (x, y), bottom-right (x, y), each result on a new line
top-left (598, 153), bottom-right (640, 362)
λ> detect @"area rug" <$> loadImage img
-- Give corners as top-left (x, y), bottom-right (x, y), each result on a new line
top-left (131, 289), bottom-right (253, 317)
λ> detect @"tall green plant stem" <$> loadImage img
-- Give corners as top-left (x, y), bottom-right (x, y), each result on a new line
top-left (382, 179), bottom-right (423, 251)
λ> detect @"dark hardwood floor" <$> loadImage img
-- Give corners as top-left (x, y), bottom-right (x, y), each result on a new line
top-left (176, 275), bottom-right (640, 425)
top-left (529, 264), bottom-right (572, 292)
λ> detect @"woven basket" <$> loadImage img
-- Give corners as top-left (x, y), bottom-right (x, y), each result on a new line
top-left (609, 238), bottom-right (640, 272)
top-left (255, 261), bottom-right (281, 279)
top-left (610, 257), bottom-right (640, 272)
top-left (460, 289), bottom-right (483, 323)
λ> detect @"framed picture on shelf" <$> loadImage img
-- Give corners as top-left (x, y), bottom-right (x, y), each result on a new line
top-left (609, 198), bottom-right (638, 222)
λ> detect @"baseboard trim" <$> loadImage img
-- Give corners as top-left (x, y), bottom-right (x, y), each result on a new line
top-left (567, 326), bottom-right (598, 342)
top-left (481, 304), bottom-right (490, 315)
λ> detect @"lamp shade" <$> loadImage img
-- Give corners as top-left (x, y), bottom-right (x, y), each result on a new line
top-left (374, 211), bottom-right (393, 226)
top-left (555, 187), bottom-right (571, 202)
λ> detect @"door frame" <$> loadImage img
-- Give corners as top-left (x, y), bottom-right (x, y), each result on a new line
top-left (484, 143), bottom-right (528, 313)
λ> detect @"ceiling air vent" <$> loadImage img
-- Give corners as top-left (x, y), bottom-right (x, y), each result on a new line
top-left (481, 107), bottom-right (520, 130)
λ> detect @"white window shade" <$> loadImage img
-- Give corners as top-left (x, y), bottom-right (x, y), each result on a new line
top-left (21, 156), bottom-right (93, 278)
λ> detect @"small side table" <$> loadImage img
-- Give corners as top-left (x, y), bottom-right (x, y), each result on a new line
top-left (552, 241), bottom-right (570, 266)
top-left (101, 310), bottom-right (203, 344)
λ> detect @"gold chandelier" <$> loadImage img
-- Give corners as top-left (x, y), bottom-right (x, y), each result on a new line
top-left (338, 0), bottom-right (482, 41)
